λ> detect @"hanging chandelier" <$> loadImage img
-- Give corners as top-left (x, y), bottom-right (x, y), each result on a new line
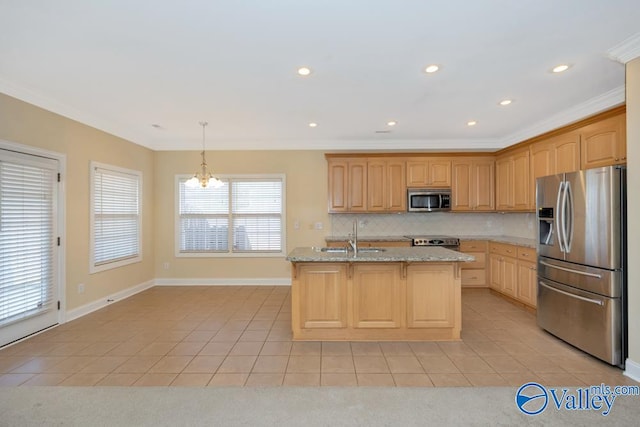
top-left (185, 121), bottom-right (224, 188)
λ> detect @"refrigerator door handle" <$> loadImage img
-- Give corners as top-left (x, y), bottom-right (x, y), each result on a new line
top-left (539, 260), bottom-right (603, 279)
top-left (556, 181), bottom-right (566, 252)
top-left (539, 281), bottom-right (604, 306)
top-left (564, 181), bottom-right (574, 253)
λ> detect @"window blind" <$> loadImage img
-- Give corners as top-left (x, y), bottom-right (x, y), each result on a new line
top-left (178, 176), bottom-right (284, 255)
top-left (0, 158), bottom-right (56, 327)
top-left (92, 164), bottom-right (141, 270)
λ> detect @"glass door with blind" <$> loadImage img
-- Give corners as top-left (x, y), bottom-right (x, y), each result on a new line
top-left (0, 149), bottom-right (59, 347)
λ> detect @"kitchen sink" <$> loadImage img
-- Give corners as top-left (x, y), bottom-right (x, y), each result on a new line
top-left (317, 247), bottom-right (386, 254)
top-left (357, 248), bottom-right (386, 253)
top-left (319, 247), bottom-right (348, 253)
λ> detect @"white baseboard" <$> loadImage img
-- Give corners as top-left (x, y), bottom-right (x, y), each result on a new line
top-left (64, 279), bottom-right (155, 322)
top-left (154, 278), bottom-right (291, 286)
top-left (624, 358), bottom-right (640, 382)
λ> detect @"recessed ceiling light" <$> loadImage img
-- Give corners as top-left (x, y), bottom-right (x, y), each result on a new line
top-left (387, 121), bottom-right (397, 126)
top-left (297, 67), bottom-right (312, 76)
top-left (308, 122), bottom-right (318, 128)
top-left (552, 64), bottom-right (570, 73)
top-left (467, 120), bottom-right (477, 126)
top-left (499, 99), bottom-right (512, 106)
top-left (424, 65), bottom-right (439, 73)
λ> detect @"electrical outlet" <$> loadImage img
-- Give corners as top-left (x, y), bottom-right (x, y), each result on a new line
top-left (77, 283), bottom-right (85, 294)
top-left (314, 222), bottom-right (323, 230)
top-left (293, 220), bottom-right (300, 230)
top-left (163, 262), bottom-right (170, 270)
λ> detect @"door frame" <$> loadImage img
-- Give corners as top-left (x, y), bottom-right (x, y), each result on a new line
top-left (0, 139), bottom-right (67, 328)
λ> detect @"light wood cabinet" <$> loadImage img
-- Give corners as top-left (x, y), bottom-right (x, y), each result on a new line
top-left (459, 240), bottom-right (488, 287)
top-left (580, 113), bottom-right (626, 169)
top-left (406, 159), bottom-right (451, 188)
top-left (451, 158), bottom-right (495, 212)
top-left (530, 131), bottom-right (580, 208)
top-left (495, 148), bottom-right (532, 211)
top-left (512, 149), bottom-right (531, 210)
top-left (352, 264), bottom-right (402, 328)
top-left (553, 133), bottom-right (581, 173)
top-left (295, 264), bottom-right (348, 329)
top-left (489, 242), bottom-right (537, 308)
top-left (327, 158), bottom-right (367, 213)
top-left (367, 159), bottom-right (406, 212)
top-left (495, 157), bottom-right (513, 210)
top-left (290, 261), bottom-right (462, 341)
top-left (406, 264), bottom-right (456, 328)
top-left (517, 259), bottom-right (537, 307)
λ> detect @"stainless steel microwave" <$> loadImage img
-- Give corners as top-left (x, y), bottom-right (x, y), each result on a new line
top-left (407, 189), bottom-right (451, 212)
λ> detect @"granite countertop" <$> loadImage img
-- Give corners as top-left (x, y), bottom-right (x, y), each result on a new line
top-left (460, 235), bottom-right (537, 248)
top-left (286, 246), bottom-right (475, 263)
top-left (325, 235), bottom-right (537, 248)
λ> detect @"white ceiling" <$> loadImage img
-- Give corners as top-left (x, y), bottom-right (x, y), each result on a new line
top-left (1, 0), bottom-right (640, 151)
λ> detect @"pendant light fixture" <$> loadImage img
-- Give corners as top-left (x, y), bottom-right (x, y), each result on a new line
top-left (185, 121), bottom-right (224, 188)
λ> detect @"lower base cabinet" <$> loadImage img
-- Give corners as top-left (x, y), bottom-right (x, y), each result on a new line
top-left (517, 260), bottom-right (537, 307)
top-left (296, 264), bottom-right (348, 329)
top-left (460, 240), bottom-right (488, 288)
top-left (291, 262), bottom-right (461, 340)
top-left (489, 243), bottom-right (537, 308)
top-left (352, 264), bottom-right (402, 328)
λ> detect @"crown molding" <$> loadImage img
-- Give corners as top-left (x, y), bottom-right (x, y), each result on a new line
top-left (151, 137), bottom-right (501, 151)
top-left (608, 32), bottom-right (640, 63)
top-left (498, 86), bottom-right (625, 149)
top-left (0, 76), bottom-right (154, 150)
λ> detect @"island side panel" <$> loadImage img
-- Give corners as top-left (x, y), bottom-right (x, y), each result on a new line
top-left (406, 264), bottom-right (461, 338)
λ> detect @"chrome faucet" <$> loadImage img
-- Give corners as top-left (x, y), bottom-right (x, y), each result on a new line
top-left (348, 219), bottom-right (358, 255)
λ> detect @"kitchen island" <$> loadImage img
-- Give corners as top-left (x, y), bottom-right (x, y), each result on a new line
top-left (286, 246), bottom-right (474, 341)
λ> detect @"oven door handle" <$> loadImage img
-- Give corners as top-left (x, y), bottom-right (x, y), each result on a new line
top-left (539, 260), bottom-right (602, 279)
top-left (539, 281), bottom-right (604, 306)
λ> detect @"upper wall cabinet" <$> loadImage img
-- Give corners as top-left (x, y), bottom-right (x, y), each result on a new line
top-left (579, 113), bottom-right (626, 169)
top-left (495, 148), bottom-right (532, 212)
top-left (406, 159), bottom-right (451, 188)
top-left (367, 159), bottom-right (406, 212)
top-left (451, 157), bottom-right (495, 212)
top-left (530, 131), bottom-right (580, 206)
top-left (327, 158), bottom-right (367, 213)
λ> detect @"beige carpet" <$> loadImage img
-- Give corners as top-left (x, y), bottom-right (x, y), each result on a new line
top-left (1, 386), bottom-right (639, 426)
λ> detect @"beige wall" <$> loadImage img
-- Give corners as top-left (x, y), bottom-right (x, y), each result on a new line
top-left (0, 93), bottom-right (155, 311)
top-left (626, 58), bottom-right (640, 366)
top-left (154, 150), bottom-right (329, 280)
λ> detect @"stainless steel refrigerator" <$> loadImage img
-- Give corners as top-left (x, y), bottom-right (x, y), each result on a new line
top-left (536, 165), bottom-right (626, 367)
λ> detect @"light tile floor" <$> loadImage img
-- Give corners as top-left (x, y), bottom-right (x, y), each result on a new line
top-left (0, 287), bottom-right (637, 388)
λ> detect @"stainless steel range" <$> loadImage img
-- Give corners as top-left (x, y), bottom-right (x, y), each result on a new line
top-left (406, 236), bottom-right (459, 250)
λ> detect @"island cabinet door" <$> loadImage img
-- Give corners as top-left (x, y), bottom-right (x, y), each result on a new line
top-left (351, 264), bottom-right (402, 328)
top-left (406, 264), bottom-right (455, 328)
top-left (296, 264), bottom-right (348, 329)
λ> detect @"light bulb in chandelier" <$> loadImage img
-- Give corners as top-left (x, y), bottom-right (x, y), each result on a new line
top-left (186, 121), bottom-right (223, 188)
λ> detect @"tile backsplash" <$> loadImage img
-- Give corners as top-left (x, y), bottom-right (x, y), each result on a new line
top-left (329, 212), bottom-right (536, 239)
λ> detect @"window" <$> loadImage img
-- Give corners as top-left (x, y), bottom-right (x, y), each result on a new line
top-left (177, 175), bottom-right (285, 257)
top-left (90, 162), bottom-right (142, 273)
